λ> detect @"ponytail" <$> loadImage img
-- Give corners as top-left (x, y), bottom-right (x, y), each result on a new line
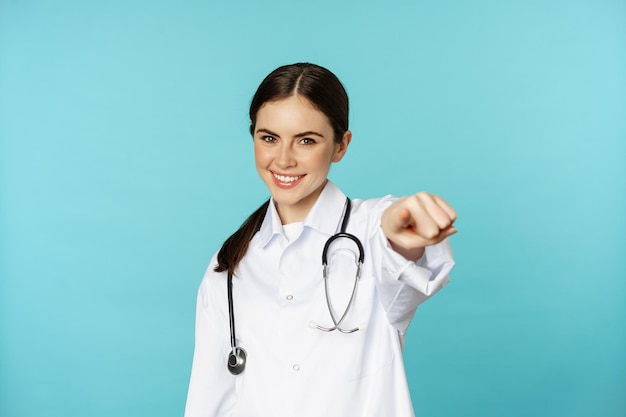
top-left (214, 199), bottom-right (271, 275)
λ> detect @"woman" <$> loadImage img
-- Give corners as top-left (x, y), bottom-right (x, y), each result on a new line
top-left (185, 63), bottom-right (457, 417)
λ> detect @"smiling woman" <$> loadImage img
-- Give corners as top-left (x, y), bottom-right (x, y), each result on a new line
top-left (184, 63), bottom-right (457, 417)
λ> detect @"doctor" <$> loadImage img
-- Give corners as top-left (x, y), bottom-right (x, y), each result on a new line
top-left (185, 63), bottom-right (457, 417)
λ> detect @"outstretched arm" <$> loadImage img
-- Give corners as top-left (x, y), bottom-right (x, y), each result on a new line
top-left (381, 192), bottom-right (457, 261)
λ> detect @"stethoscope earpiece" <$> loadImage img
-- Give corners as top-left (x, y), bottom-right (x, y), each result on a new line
top-left (227, 347), bottom-right (247, 375)
top-left (317, 200), bottom-right (365, 334)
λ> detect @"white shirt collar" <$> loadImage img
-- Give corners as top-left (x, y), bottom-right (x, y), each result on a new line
top-left (256, 180), bottom-right (348, 248)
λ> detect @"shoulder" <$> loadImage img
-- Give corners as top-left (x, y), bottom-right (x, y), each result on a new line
top-left (196, 252), bottom-right (227, 311)
top-left (339, 194), bottom-right (398, 240)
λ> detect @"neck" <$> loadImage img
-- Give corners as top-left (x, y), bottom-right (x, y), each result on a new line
top-left (275, 180), bottom-right (327, 224)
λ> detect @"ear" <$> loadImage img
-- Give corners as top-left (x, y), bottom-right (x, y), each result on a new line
top-left (332, 130), bottom-right (352, 163)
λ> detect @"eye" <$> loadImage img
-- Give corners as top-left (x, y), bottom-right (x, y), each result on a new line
top-left (261, 135), bottom-right (276, 143)
top-left (300, 137), bottom-right (316, 145)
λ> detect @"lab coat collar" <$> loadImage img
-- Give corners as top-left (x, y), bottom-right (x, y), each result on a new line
top-left (256, 180), bottom-right (347, 248)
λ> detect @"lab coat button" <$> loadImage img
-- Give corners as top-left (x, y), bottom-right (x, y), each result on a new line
top-left (292, 364), bottom-right (300, 371)
top-left (286, 295), bottom-right (294, 300)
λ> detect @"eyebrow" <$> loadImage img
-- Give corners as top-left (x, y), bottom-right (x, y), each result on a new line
top-left (295, 130), bottom-right (325, 139)
top-left (255, 128), bottom-right (326, 138)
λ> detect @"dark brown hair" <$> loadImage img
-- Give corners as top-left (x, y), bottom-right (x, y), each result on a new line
top-left (214, 63), bottom-right (349, 274)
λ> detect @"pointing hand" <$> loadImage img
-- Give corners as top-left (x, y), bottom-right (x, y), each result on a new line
top-left (381, 192), bottom-right (457, 260)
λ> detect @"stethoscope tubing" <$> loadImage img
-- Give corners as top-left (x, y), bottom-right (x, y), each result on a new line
top-left (227, 271), bottom-right (237, 349)
top-left (227, 271), bottom-right (247, 375)
top-left (322, 232), bottom-right (365, 265)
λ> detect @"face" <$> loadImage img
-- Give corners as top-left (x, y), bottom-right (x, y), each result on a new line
top-left (253, 95), bottom-right (351, 224)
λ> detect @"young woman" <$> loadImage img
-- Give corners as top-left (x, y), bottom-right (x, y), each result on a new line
top-left (185, 63), bottom-right (457, 417)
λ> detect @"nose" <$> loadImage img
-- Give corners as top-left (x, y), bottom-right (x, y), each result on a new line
top-left (276, 142), bottom-right (296, 168)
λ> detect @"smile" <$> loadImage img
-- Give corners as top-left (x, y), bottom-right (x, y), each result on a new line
top-left (273, 173), bottom-right (304, 183)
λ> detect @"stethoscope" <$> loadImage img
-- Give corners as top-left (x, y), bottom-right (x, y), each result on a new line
top-left (227, 198), bottom-right (365, 375)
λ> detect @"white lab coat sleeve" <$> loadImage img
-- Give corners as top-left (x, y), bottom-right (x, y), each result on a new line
top-left (184, 271), bottom-right (236, 417)
top-left (368, 199), bottom-right (455, 334)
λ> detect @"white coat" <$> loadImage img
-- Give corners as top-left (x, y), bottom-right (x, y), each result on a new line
top-left (185, 181), bottom-right (455, 417)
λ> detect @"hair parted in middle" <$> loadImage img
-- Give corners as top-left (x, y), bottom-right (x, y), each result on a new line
top-left (249, 63), bottom-right (349, 143)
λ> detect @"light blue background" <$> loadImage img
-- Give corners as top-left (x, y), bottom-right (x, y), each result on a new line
top-left (1, 1), bottom-right (624, 416)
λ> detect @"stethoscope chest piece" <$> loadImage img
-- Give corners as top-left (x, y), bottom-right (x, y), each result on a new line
top-left (227, 347), bottom-right (247, 375)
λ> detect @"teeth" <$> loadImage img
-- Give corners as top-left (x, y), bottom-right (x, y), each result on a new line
top-left (274, 173), bottom-right (303, 183)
